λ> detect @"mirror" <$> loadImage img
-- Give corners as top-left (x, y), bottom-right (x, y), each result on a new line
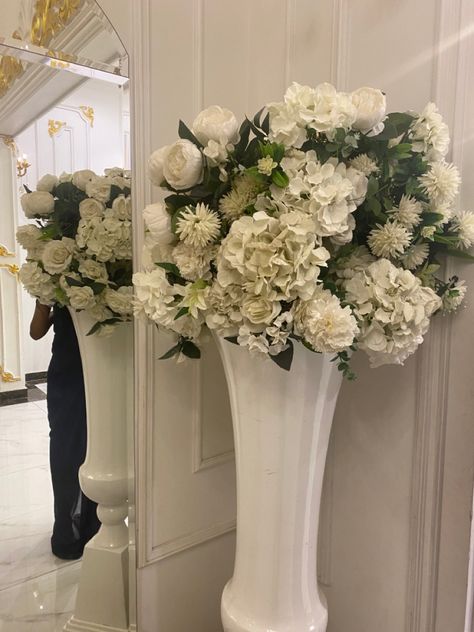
top-left (0, 2), bottom-right (134, 630)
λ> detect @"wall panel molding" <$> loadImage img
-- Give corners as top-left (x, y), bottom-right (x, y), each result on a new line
top-left (406, 1), bottom-right (466, 629)
top-left (330, 0), bottom-right (349, 90)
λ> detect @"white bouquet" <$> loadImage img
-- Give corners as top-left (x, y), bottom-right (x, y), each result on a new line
top-left (17, 168), bottom-right (133, 335)
top-left (134, 83), bottom-right (473, 376)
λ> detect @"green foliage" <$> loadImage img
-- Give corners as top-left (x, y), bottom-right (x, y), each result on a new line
top-left (269, 340), bottom-right (294, 371)
top-left (178, 120), bottom-right (204, 148)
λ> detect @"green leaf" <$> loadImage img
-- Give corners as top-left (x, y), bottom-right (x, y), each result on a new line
top-left (271, 170), bottom-right (289, 188)
top-left (178, 120), bottom-right (204, 149)
top-left (233, 119), bottom-right (252, 157)
top-left (261, 112), bottom-right (270, 135)
top-left (54, 287), bottom-right (68, 304)
top-left (90, 282), bottom-right (107, 295)
top-left (269, 340), bottom-right (294, 371)
top-left (445, 248), bottom-right (474, 261)
top-left (253, 107), bottom-right (265, 127)
top-left (64, 276), bottom-right (84, 287)
top-left (159, 342), bottom-right (183, 360)
top-left (224, 336), bottom-right (239, 345)
top-left (421, 212), bottom-right (445, 225)
top-left (86, 321), bottom-right (102, 336)
top-left (367, 176), bottom-right (379, 197)
top-left (174, 306), bottom-right (189, 320)
top-left (181, 340), bottom-right (201, 359)
top-left (156, 262), bottom-right (181, 276)
top-left (165, 194), bottom-right (195, 211)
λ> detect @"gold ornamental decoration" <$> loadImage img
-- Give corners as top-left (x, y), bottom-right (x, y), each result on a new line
top-left (0, 244), bottom-right (15, 257)
top-left (0, 0), bottom-right (84, 98)
top-left (0, 135), bottom-right (18, 154)
top-left (48, 119), bottom-right (67, 137)
top-left (0, 365), bottom-right (21, 383)
top-left (79, 105), bottom-right (94, 127)
top-left (0, 263), bottom-right (20, 276)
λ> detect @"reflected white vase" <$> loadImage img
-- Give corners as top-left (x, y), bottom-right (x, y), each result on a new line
top-left (65, 309), bottom-right (132, 632)
top-left (214, 336), bottom-right (343, 632)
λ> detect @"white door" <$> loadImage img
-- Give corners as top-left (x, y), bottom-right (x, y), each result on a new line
top-left (122, 1), bottom-right (474, 631)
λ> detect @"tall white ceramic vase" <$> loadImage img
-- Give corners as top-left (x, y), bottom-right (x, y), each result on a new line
top-left (65, 310), bottom-right (133, 632)
top-left (215, 336), bottom-right (343, 632)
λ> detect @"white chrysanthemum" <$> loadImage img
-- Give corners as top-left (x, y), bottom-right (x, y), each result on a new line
top-left (442, 279), bottom-right (467, 312)
top-left (219, 174), bottom-right (261, 220)
top-left (419, 162), bottom-right (461, 205)
top-left (217, 210), bottom-right (330, 301)
top-left (451, 211), bottom-right (474, 248)
top-left (410, 102), bottom-right (450, 161)
top-left (400, 243), bottom-right (429, 270)
top-left (349, 154), bottom-right (379, 176)
top-left (293, 287), bottom-right (359, 353)
top-left (176, 203), bottom-right (221, 247)
top-left (421, 226), bottom-right (436, 240)
top-left (344, 258), bottom-right (442, 367)
top-left (368, 221), bottom-right (412, 258)
top-left (391, 195), bottom-right (423, 229)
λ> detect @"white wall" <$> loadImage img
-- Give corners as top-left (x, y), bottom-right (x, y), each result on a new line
top-left (15, 77), bottom-right (130, 375)
top-left (100, 1), bottom-right (474, 631)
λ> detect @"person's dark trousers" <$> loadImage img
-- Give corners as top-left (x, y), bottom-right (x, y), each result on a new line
top-left (47, 307), bottom-right (101, 559)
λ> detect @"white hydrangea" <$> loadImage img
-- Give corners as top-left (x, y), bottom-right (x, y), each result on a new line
top-left (410, 102), bottom-right (450, 161)
top-left (217, 210), bottom-right (330, 301)
top-left (334, 245), bottom-right (375, 282)
top-left (344, 258), bottom-right (442, 367)
top-left (205, 281), bottom-right (244, 334)
top-left (293, 287), bottom-right (359, 353)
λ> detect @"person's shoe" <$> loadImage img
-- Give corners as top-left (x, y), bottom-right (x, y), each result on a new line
top-left (52, 547), bottom-right (83, 560)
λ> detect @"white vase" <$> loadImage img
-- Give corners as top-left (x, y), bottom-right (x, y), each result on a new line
top-left (64, 309), bottom-right (133, 632)
top-left (214, 335), bottom-right (343, 632)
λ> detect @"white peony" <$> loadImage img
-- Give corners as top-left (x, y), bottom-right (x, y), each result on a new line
top-left (41, 237), bottom-right (75, 275)
top-left (293, 287), bottom-right (359, 353)
top-left (16, 224), bottom-right (43, 251)
top-left (79, 198), bottom-right (105, 220)
top-left (143, 202), bottom-right (174, 245)
top-left (66, 285), bottom-right (96, 310)
top-left (192, 105), bottom-right (239, 145)
top-left (72, 169), bottom-right (95, 191)
top-left (36, 174), bottom-right (58, 193)
top-left (351, 87), bottom-right (386, 135)
top-left (85, 175), bottom-right (113, 203)
top-left (21, 191), bottom-right (55, 218)
top-left (163, 139), bottom-right (203, 190)
top-left (148, 146), bottom-right (170, 187)
top-left (111, 195), bottom-right (132, 220)
top-left (104, 286), bottom-right (133, 316)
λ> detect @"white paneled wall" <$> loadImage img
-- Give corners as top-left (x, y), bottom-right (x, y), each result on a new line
top-left (15, 78), bottom-right (130, 375)
top-left (99, 1), bottom-right (474, 631)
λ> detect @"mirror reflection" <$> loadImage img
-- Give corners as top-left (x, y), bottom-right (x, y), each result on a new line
top-left (0, 1), bottom-right (133, 630)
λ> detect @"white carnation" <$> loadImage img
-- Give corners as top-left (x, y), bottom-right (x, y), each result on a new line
top-left (294, 287), bottom-right (358, 353)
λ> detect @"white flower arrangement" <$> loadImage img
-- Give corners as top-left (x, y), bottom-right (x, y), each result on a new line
top-left (17, 169), bottom-right (133, 335)
top-left (134, 82), bottom-right (474, 376)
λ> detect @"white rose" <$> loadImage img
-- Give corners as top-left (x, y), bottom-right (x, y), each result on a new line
top-left (79, 198), bottom-right (105, 220)
top-left (72, 169), bottom-right (95, 191)
top-left (78, 259), bottom-right (108, 283)
top-left (104, 167), bottom-right (124, 178)
top-left (19, 261), bottom-right (55, 304)
top-left (21, 191), bottom-right (55, 218)
top-left (111, 195), bottom-right (132, 220)
top-left (16, 224), bottom-right (42, 251)
top-left (143, 202), bottom-right (174, 245)
top-left (192, 105), bottom-right (239, 145)
top-left (351, 87), bottom-right (386, 135)
top-left (163, 140), bottom-right (203, 190)
top-left (110, 176), bottom-right (128, 189)
top-left (104, 286), bottom-right (133, 316)
top-left (36, 174), bottom-right (58, 193)
top-left (241, 294), bottom-right (282, 325)
top-left (41, 237), bottom-right (75, 274)
top-left (148, 146), bottom-right (170, 187)
top-left (67, 285), bottom-right (96, 310)
top-left (85, 175), bottom-right (113, 203)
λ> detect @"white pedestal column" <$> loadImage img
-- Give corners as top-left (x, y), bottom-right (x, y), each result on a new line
top-left (64, 311), bottom-right (132, 632)
top-left (215, 336), bottom-right (343, 632)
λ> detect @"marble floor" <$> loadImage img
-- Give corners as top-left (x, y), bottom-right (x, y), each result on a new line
top-left (0, 392), bottom-right (79, 631)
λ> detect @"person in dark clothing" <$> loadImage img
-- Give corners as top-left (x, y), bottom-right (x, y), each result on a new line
top-left (30, 302), bottom-right (100, 559)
